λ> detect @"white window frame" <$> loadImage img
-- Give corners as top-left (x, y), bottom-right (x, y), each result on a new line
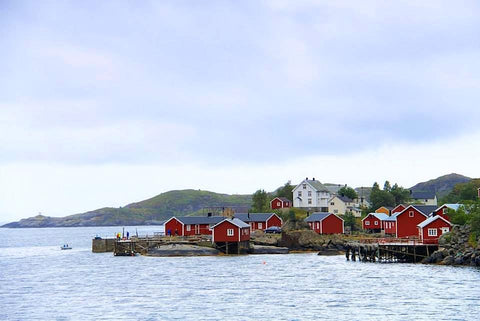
top-left (308, 198), bottom-right (312, 205)
top-left (298, 191), bottom-right (302, 197)
top-left (443, 208), bottom-right (448, 214)
top-left (227, 228), bottom-right (234, 236)
top-left (308, 191), bottom-right (312, 197)
top-left (365, 221), bottom-right (370, 226)
top-left (374, 221), bottom-right (378, 225)
top-left (316, 222), bottom-right (319, 229)
top-left (303, 184), bottom-right (307, 189)
top-left (409, 211), bottom-right (414, 217)
top-left (186, 225), bottom-right (191, 231)
top-left (258, 223), bottom-right (262, 229)
top-left (277, 201), bottom-right (281, 206)
top-left (428, 228), bottom-right (437, 236)
top-left (330, 202), bottom-right (335, 205)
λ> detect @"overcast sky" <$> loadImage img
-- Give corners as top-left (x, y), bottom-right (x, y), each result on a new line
top-left (1, 0), bottom-right (480, 222)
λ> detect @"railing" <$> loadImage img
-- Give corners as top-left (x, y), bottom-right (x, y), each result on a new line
top-left (351, 237), bottom-right (439, 245)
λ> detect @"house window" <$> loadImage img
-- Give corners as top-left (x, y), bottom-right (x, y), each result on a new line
top-left (365, 221), bottom-right (370, 226)
top-left (374, 221), bottom-right (378, 225)
top-left (330, 202), bottom-right (335, 205)
top-left (428, 228), bottom-right (437, 236)
top-left (443, 208), bottom-right (447, 214)
top-left (303, 184), bottom-right (307, 189)
top-left (308, 191), bottom-right (312, 197)
top-left (186, 225), bottom-right (191, 231)
top-left (409, 211), bottom-right (414, 217)
top-left (298, 191), bottom-right (302, 197)
top-left (258, 223), bottom-right (262, 229)
top-left (277, 201), bottom-right (281, 206)
top-left (308, 198), bottom-right (312, 205)
top-left (425, 199), bottom-right (428, 202)
top-left (316, 222), bottom-right (319, 229)
top-left (227, 229), bottom-right (234, 236)
top-left (334, 209), bottom-right (338, 213)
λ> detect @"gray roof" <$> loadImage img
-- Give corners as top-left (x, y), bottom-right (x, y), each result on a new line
top-left (175, 216), bottom-right (225, 225)
top-left (304, 212), bottom-right (342, 222)
top-left (410, 190), bottom-right (436, 200)
top-left (278, 197), bottom-right (291, 202)
top-left (216, 218), bottom-right (250, 229)
top-left (234, 213), bottom-right (275, 222)
top-left (337, 195), bottom-right (353, 203)
top-left (306, 180), bottom-right (330, 192)
top-left (418, 215), bottom-right (452, 228)
top-left (412, 205), bottom-right (438, 216)
top-left (363, 213), bottom-right (389, 221)
top-left (324, 184), bottom-right (344, 194)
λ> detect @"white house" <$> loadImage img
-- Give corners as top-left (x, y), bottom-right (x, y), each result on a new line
top-left (292, 177), bottom-right (331, 211)
top-left (329, 195), bottom-right (362, 217)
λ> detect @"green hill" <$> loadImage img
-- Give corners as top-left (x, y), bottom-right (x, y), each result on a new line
top-left (409, 173), bottom-right (471, 198)
top-left (3, 190), bottom-right (252, 228)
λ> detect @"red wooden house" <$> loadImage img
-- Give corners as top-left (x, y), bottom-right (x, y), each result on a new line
top-left (362, 213), bottom-right (389, 232)
top-left (211, 218), bottom-right (250, 243)
top-left (164, 216), bottom-right (225, 236)
top-left (270, 197), bottom-right (292, 210)
top-left (391, 204), bottom-right (406, 214)
top-left (390, 205), bottom-right (429, 238)
top-left (383, 217), bottom-right (396, 235)
top-left (418, 215), bottom-right (452, 244)
top-left (304, 212), bottom-right (344, 234)
top-left (235, 213), bottom-right (283, 231)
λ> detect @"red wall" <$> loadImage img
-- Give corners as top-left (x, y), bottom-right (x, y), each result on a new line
top-left (271, 198), bottom-right (291, 209)
top-left (165, 218), bottom-right (184, 236)
top-left (433, 206), bottom-right (451, 221)
top-left (266, 215), bottom-right (282, 228)
top-left (183, 223), bottom-right (212, 236)
top-left (362, 215), bottom-right (382, 230)
top-left (392, 205), bottom-right (406, 214)
top-left (321, 214), bottom-right (344, 234)
top-left (384, 221), bottom-right (396, 234)
top-left (419, 219), bottom-right (451, 244)
top-left (213, 221), bottom-right (250, 243)
top-left (396, 207), bottom-right (427, 238)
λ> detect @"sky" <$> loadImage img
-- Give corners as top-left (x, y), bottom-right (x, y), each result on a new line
top-left (1, 0), bottom-right (480, 222)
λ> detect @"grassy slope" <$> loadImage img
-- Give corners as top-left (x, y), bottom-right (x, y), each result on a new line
top-left (3, 190), bottom-right (252, 227)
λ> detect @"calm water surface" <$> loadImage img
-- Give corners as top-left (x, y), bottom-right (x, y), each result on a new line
top-left (0, 226), bottom-right (479, 321)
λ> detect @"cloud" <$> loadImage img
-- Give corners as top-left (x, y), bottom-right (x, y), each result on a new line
top-left (1, 0), bottom-right (480, 166)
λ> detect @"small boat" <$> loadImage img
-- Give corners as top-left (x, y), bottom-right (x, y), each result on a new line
top-left (61, 244), bottom-right (72, 250)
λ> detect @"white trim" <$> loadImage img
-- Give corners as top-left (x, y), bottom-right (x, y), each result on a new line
top-left (163, 216), bottom-right (184, 226)
top-left (238, 227), bottom-right (240, 242)
top-left (428, 228), bottom-right (437, 237)
top-left (417, 215), bottom-right (452, 228)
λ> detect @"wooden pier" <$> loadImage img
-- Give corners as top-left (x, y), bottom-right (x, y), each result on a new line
top-left (346, 238), bottom-right (438, 263)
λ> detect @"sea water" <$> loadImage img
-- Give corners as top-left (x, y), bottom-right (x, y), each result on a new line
top-left (0, 226), bottom-right (479, 321)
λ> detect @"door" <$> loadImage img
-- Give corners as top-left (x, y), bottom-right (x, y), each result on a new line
top-left (440, 227), bottom-right (449, 235)
top-left (195, 224), bottom-right (200, 234)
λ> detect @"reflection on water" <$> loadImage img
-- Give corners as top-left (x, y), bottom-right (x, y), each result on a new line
top-left (0, 226), bottom-right (479, 320)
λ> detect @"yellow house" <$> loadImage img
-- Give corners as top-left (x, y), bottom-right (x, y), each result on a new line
top-left (375, 206), bottom-right (393, 215)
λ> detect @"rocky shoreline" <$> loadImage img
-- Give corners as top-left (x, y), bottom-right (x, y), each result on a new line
top-left (423, 225), bottom-right (480, 267)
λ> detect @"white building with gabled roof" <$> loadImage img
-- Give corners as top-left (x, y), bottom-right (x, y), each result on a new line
top-left (292, 177), bottom-right (331, 211)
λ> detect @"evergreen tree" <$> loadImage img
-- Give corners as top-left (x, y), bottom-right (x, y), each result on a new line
top-left (251, 189), bottom-right (269, 212)
top-left (337, 186), bottom-right (358, 200)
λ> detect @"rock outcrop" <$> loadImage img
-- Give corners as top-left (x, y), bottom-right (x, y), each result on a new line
top-left (423, 225), bottom-right (480, 266)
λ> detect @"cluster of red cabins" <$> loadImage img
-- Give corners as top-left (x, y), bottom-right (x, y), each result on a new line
top-left (163, 213), bottom-right (283, 244)
top-left (162, 204), bottom-right (454, 247)
top-left (362, 204), bottom-right (453, 244)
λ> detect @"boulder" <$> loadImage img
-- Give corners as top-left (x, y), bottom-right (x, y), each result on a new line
top-left (146, 244), bottom-right (220, 257)
top-left (454, 256), bottom-right (464, 265)
top-left (441, 256), bottom-right (454, 265)
top-left (251, 245), bottom-right (289, 254)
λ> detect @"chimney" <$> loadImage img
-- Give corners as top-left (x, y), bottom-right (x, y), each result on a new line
top-left (306, 212), bottom-right (310, 217)
top-left (248, 212), bottom-right (250, 219)
top-left (207, 212), bottom-right (212, 217)
top-left (313, 177), bottom-right (315, 181)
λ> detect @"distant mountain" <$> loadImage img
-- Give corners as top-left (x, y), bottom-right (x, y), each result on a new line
top-left (2, 190), bottom-right (252, 228)
top-left (409, 173), bottom-right (471, 198)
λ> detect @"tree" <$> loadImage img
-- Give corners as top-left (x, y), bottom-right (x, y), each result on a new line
top-left (276, 181), bottom-right (294, 200)
top-left (390, 183), bottom-right (411, 205)
top-left (338, 186), bottom-right (358, 200)
top-left (343, 211), bottom-right (357, 232)
top-left (383, 181), bottom-right (391, 192)
top-left (251, 189), bottom-right (269, 212)
top-left (441, 179), bottom-right (480, 203)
